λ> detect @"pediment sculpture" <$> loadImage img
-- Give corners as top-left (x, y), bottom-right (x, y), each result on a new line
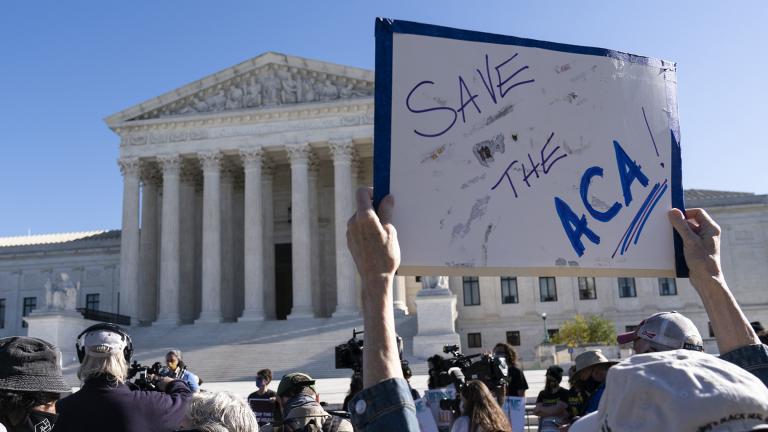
top-left (133, 66), bottom-right (373, 120)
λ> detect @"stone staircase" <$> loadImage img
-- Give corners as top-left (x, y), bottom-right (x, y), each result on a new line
top-left (62, 314), bottom-right (424, 384)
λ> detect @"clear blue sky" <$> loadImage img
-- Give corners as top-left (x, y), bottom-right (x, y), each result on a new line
top-left (0, 1), bottom-right (765, 237)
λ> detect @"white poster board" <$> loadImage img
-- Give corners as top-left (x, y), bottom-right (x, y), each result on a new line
top-left (424, 387), bottom-right (457, 432)
top-left (502, 396), bottom-right (526, 432)
top-left (374, 19), bottom-right (686, 277)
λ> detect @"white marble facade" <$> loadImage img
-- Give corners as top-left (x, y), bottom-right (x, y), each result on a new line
top-left (107, 53), bottom-right (382, 325)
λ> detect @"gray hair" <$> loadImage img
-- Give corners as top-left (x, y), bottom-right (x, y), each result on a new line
top-left (185, 391), bottom-right (259, 432)
top-left (77, 352), bottom-right (128, 384)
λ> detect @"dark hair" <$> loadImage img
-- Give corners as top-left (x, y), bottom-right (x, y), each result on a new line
top-left (257, 369), bottom-right (272, 381)
top-left (494, 342), bottom-right (519, 366)
top-left (460, 381), bottom-right (511, 432)
top-left (0, 390), bottom-right (59, 416)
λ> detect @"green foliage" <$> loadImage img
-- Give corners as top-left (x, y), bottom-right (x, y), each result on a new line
top-left (551, 314), bottom-right (617, 346)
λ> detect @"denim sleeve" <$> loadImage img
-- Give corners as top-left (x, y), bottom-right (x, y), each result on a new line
top-left (349, 378), bottom-right (419, 432)
top-left (720, 344), bottom-right (768, 388)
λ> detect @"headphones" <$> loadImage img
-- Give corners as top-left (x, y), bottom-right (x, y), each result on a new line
top-left (75, 323), bottom-right (133, 364)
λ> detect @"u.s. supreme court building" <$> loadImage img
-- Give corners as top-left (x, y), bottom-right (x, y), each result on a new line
top-left (1, 53), bottom-right (767, 368)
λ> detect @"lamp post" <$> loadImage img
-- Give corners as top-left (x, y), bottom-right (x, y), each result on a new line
top-left (542, 312), bottom-right (550, 344)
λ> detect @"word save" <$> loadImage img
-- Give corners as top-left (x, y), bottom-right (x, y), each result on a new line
top-left (405, 53), bottom-right (534, 138)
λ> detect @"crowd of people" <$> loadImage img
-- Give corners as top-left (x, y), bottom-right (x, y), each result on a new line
top-left (0, 188), bottom-right (767, 431)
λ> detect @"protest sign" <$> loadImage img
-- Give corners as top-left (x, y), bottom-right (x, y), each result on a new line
top-left (415, 397), bottom-right (440, 432)
top-left (502, 396), bottom-right (527, 431)
top-left (424, 387), bottom-right (457, 432)
top-left (374, 19), bottom-right (686, 277)
top-left (247, 398), bottom-right (276, 425)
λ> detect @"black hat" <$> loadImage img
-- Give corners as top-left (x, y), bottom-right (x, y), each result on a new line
top-left (0, 337), bottom-right (70, 393)
top-left (751, 321), bottom-right (765, 334)
top-left (546, 365), bottom-right (564, 380)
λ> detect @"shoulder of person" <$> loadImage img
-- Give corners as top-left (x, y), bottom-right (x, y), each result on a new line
top-left (450, 416), bottom-right (470, 432)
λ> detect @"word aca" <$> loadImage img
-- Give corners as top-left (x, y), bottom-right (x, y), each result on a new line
top-left (554, 140), bottom-right (655, 257)
top-left (405, 53), bottom-right (534, 138)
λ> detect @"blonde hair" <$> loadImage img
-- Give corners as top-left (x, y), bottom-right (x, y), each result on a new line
top-left (185, 391), bottom-right (259, 432)
top-left (77, 352), bottom-right (129, 384)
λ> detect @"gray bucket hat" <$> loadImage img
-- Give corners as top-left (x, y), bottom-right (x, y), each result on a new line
top-left (0, 336), bottom-right (70, 393)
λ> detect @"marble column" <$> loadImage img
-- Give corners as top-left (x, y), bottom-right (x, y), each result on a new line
top-left (138, 173), bottom-right (160, 323)
top-left (118, 158), bottom-right (141, 322)
top-left (393, 276), bottom-right (409, 315)
top-left (330, 139), bottom-right (359, 317)
top-left (286, 143), bottom-right (314, 318)
top-left (239, 148), bottom-right (265, 321)
top-left (179, 169), bottom-right (197, 323)
top-left (220, 169), bottom-right (234, 321)
top-left (308, 156), bottom-right (321, 316)
top-left (196, 151), bottom-right (223, 323)
top-left (262, 163), bottom-right (276, 320)
top-left (156, 154), bottom-right (182, 325)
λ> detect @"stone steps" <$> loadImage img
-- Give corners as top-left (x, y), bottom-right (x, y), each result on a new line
top-left (62, 314), bottom-right (422, 383)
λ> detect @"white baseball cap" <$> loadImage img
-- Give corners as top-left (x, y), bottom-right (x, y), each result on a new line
top-left (83, 329), bottom-right (128, 357)
top-left (570, 349), bottom-right (768, 432)
top-left (617, 311), bottom-right (703, 351)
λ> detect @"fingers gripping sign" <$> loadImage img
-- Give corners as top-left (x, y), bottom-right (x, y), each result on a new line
top-left (667, 208), bottom-right (723, 282)
top-left (347, 187), bottom-right (401, 283)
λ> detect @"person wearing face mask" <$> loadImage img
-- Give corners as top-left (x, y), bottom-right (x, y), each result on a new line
top-left (248, 369), bottom-right (280, 426)
top-left (571, 350), bottom-right (616, 416)
top-left (492, 342), bottom-right (527, 402)
top-left (159, 350), bottom-right (200, 393)
top-left (449, 380), bottom-right (510, 432)
top-left (532, 366), bottom-right (569, 432)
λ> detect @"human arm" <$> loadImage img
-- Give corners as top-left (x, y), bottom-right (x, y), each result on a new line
top-left (668, 208), bottom-right (759, 354)
top-left (149, 378), bottom-right (193, 429)
top-left (534, 401), bottom-right (569, 417)
top-left (346, 188), bottom-right (418, 431)
top-left (183, 371), bottom-right (200, 392)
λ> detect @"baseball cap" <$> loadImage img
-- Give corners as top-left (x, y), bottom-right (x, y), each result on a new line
top-left (82, 328), bottom-right (128, 357)
top-left (617, 311), bottom-right (703, 351)
top-left (0, 337), bottom-right (71, 393)
top-left (277, 372), bottom-right (317, 397)
top-left (546, 365), bottom-right (564, 380)
top-left (569, 349), bottom-right (768, 432)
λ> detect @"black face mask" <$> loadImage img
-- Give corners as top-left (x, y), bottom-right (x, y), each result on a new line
top-left (583, 377), bottom-right (601, 392)
top-left (4, 410), bottom-right (57, 432)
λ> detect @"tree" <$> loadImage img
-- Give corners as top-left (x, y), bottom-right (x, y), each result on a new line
top-left (551, 314), bottom-right (616, 346)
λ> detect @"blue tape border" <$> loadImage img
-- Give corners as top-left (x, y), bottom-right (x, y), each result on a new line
top-left (373, 18), bottom-right (394, 210)
top-left (373, 18), bottom-right (685, 275)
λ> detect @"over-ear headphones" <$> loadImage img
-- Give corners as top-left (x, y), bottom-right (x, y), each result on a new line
top-left (75, 323), bottom-right (133, 364)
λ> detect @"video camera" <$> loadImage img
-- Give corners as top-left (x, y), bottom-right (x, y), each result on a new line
top-left (335, 329), bottom-right (413, 377)
top-left (126, 360), bottom-right (162, 391)
top-left (335, 328), bottom-right (364, 372)
top-left (428, 344), bottom-right (509, 391)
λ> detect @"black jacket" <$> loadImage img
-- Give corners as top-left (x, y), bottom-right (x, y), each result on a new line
top-left (52, 377), bottom-right (191, 432)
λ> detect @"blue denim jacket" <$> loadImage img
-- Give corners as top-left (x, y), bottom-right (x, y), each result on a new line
top-left (349, 378), bottom-right (419, 431)
top-left (720, 343), bottom-right (768, 387)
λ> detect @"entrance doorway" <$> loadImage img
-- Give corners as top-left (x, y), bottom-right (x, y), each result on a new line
top-left (275, 243), bottom-right (293, 320)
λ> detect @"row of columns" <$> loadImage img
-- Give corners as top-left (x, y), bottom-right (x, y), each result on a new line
top-left (118, 140), bottom-right (369, 325)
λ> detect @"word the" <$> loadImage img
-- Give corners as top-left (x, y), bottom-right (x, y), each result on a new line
top-left (491, 132), bottom-right (567, 198)
top-left (406, 53), bottom-right (534, 138)
top-left (554, 140), bottom-right (649, 257)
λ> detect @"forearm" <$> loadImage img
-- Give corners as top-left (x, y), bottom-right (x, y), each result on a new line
top-left (692, 275), bottom-right (758, 354)
top-left (362, 275), bottom-right (403, 388)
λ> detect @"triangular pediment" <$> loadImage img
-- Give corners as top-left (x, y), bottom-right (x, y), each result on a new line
top-left (105, 52), bottom-right (373, 127)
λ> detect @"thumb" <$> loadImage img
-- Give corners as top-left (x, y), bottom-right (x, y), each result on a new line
top-left (378, 194), bottom-right (395, 226)
top-left (667, 208), bottom-right (697, 244)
